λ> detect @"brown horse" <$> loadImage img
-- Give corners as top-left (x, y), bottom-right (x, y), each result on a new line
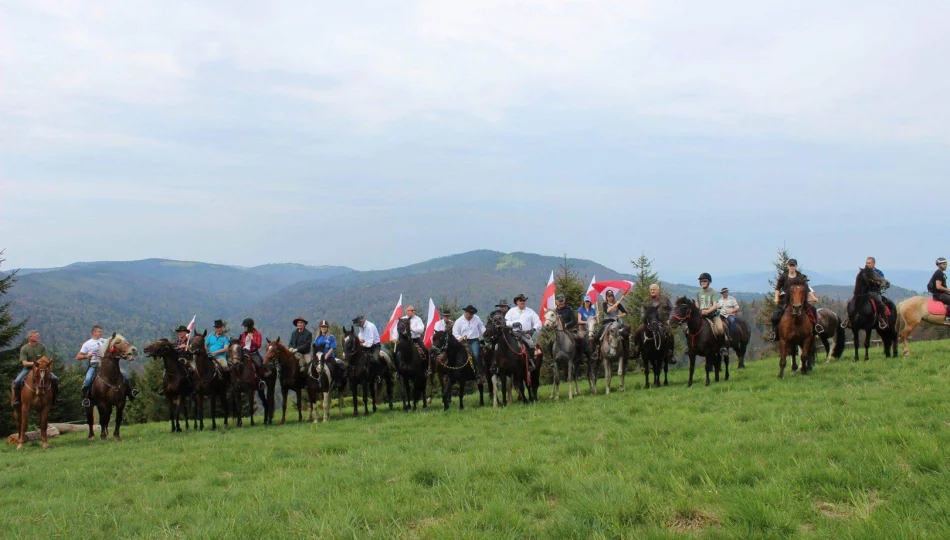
top-left (144, 338), bottom-right (193, 433)
top-left (13, 356), bottom-right (54, 450)
top-left (229, 342), bottom-right (263, 427)
top-left (188, 332), bottom-right (230, 430)
top-left (88, 333), bottom-right (137, 440)
top-left (265, 337), bottom-right (311, 424)
top-left (896, 296), bottom-right (950, 356)
top-left (777, 285), bottom-right (814, 378)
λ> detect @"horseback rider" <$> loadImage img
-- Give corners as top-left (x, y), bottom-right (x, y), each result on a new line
top-left (238, 318), bottom-right (264, 368)
top-left (696, 273), bottom-right (729, 346)
top-left (865, 257), bottom-right (889, 328)
top-left (10, 330), bottom-right (59, 407)
top-left (577, 295), bottom-right (598, 333)
top-left (719, 287), bottom-right (741, 336)
top-left (289, 316), bottom-right (313, 372)
top-left (433, 310), bottom-right (453, 332)
top-left (400, 305), bottom-right (427, 350)
top-left (632, 284), bottom-right (675, 364)
top-left (353, 315), bottom-right (384, 368)
top-left (592, 290), bottom-right (630, 359)
top-left (768, 259), bottom-right (819, 341)
top-left (175, 325), bottom-right (190, 353)
top-left (928, 257), bottom-right (950, 323)
top-left (504, 294), bottom-right (544, 365)
top-left (204, 320), bottom-right (231, 372)
top-left (491, 299), bottom-right (510, 320)
top-left (312, 320), bottom-right (339, 364)
top-left (77, 325), bottom-right (137, 407)
top-left (452, 305), bottom-right (486, 382)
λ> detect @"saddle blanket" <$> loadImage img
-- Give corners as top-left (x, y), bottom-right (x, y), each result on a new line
top-left (927, 299), bottom-right (947, 316)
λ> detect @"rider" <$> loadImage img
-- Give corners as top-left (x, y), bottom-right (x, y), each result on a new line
top-left (452, 305), bottom-right (486, 382)
top-left (10, 330), bottom-right (59, 407)
top-left (312, 320), bottom-right (339, 364)
top-left (175, 325), bottom-right (191, 371)
top-left (769, 259), bottom-right (819, 341)
top-left (400, 305), bottom-right (427, 350)
top-left (632, 284), bottom-right (675, 364)
top-left (577, 295), bottom-right (598, 331)
top-left (204, 319), bottom-right (231, 372)
top-left (504, 294), bottom-right (544, 366)
top-left (238, 318), bottom-right (264, 368)
top-left (288, 316), bottom-right (313, 372)
top-left (592, 290), bottom-right (630, 359)
top-left (865, 256), bottom-right (889, 328)
top-left (696, 273), bottom-right (728, 346)
top-left (927, 257), bottom-right (950, 323)
top-left (353, 315), bottom-right (383, 368)
top-left (718, 287), bottom-right (740, 336)
top-left (433, 310), bottom-right (453, 332)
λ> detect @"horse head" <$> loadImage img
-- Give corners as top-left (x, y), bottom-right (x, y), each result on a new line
top-left (264, 337), bottom-right (284, 365)
top-left (341, 326), bottom-right (359, 360)
top-left (31, 356), bottom-right (53, 394)
top-left (144, 338), bottom-right (175, 358)
top-left (431, 330), bottom-right (448, 350)
top-left (543, 309), bottom-right (558, 328)
top-left (106, 333), bottom-right (138, 360)
top-left (789, 284), bottom-right (807, 316)
top-left (396, 318), bottom-right (412, 340)
top-left (669, 297), bottom-right (695, 328)
top-left (227, 340), bottom-right (245, 364)
top-left (187, 331), bottom-right (208, 356)
top-left (643, 305), bottom-right (662, 334)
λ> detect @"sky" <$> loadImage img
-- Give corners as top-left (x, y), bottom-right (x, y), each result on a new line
top-left (1, 0), bottom-right (947, 278)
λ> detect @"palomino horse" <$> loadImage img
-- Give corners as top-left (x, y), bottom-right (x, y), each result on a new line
top-left (228, 342), bottom-right (264, 427)
top-left (670, 297), bottom-right (727, 387)
top-left (431, 330), bottom-right (483, 410)
top-left (777, 285), bottom-right (814, 377)
top-left (13, 356), bottom-right (54, 449)
top-left (846, 266), bottom-right (888, 362)
top-left (637, 305), bottom-right (672, 389)
top-left (815, 308), bottom-right (846, 363)
top-left (393, 318), bottom-right (428, 411)
top-left (596, 319), bottom-right (628, 393)
top-left (265, 337), bottom-right (311, 424)
top-left (88, 333), bottom-right (137, 440)
top-left (143, 339), bottom-right (193, 433)
top-left (896, 296), bottom-right (950, 356)
top-left (187, 332), bottom-right (229, 430)
top-left (543, 310), bottom-right (580, 400)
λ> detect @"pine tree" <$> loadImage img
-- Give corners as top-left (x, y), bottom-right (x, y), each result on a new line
top-left (756, 247), bottom-right (793, 330)
top-left (624, 253), bottom-right (662, 330)
top-left (0, 251), bottom-right (27, 435)
top-left (554, 256), bottom-right (586, 310)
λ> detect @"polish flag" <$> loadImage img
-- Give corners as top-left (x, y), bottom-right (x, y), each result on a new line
top-left (539, 271), bottom-right (556, 316)
top-left (186, 314), bottom-right (196, 338)
top-left (380, 294), bottom-right (403, 343)
top-left (585, 275), bottom-right (597, 303)
top-left (423, 298), bottom-right (439, 348)
top-left (590, 280), bottom-right (635, 300)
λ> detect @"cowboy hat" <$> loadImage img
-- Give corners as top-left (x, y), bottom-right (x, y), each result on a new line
top-left (513, 294), bottom-right (528, 303)
top-left (213, 319), bottom-right (225, 328)
top-left (175, 325), bottom-right (189, 333)
top-left (292, 316), bottom-right (309, 326)
top-left (494, 299), bottom-right (510, 308)
top-left (463, 305), bottom-right (478, 314)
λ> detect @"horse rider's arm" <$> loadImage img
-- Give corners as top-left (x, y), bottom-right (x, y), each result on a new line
top-left (808, 291), bottom-right (819, 303)
top-left (938, 279), bottom-right (950, 293)
top-left (19, 347), bottom-right (32, 367)
top-left (577, 312), bottom-right (585, 326)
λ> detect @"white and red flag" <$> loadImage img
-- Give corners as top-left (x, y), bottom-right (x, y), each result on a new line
top-left (585, 275), bottom-right (597, 302)
top-left (540, 270), bottom-right (556, 315)
top-left (380, 294), bottom-right (404, 343)
top-left (186, 314), bottom-right (196, 338)
top-left (423, 298), bottom-right (439, 348)
top-left (590, 280), bottom-right (635, 300)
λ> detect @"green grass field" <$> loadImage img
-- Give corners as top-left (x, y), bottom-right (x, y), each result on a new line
top-left (2, 341), bottom-right (949, 538)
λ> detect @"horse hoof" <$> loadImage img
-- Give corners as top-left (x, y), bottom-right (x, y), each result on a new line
top-left (42, 443), bottom-right (49, 449)
top-left (113, 436), bottom-right (121, 441)
top-left (88, 436), bottom-right (95, 441)
top-left (16, 444), bottom-right (23, 450)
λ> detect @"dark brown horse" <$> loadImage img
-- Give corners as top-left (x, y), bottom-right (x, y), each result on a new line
top-left (341, 326), bottom-right (380, 417)
top-left (88, 333), bottom-right (137, 440)
top-left (431, 330), bottom-right (483, 410)
top-left (636, 304), bottom-right (672, 389)
top-left (846, 266), bottom-right (887, 362)
top-left (777, 285), bottom-right (814, 377)
top-left (393, 318), bottom-right (428, 411)
top-left (144, 338), bottom-right (194, 433)
top-left (875, 297), bottom-right (899, 358)
top-left (14, 356), bottom-right (54, 450)
top-left (228, 342), bottom-right (263, 427)
top-left (816, 308), bottom-right (846, 363)
top-left (265, 337), bottom-right (311, 424)
top-left (670, 297), bottom-right (728, 387)
top-left (187, 332), bottom-right (229, 430)
top-left (486, 316), bottom-right (531, 407)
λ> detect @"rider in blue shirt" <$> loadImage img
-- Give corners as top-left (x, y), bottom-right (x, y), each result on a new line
top-left (312, 320), bottom-right (338, 363)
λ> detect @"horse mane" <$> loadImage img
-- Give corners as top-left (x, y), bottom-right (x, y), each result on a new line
top-left (674, 296), bottom-right (694, 307)
top-left (99, 334), bottom-right (127, 357)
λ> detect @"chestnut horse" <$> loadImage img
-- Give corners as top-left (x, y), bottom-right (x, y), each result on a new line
top-left (896, 296), bottom-right (950, 356)
top-left (777, 285), bottom-right (814, 378)
top-left (88, 333), bottom-right (137, 440)
top-left (265, 337), bottom-right (311, 424)
top-left (14, 356), bottom-right (54, 450)
top-left (144, 338), bottom-right (193, 433)
top-left (188, 332), bottom-right (230, 430)
top-left (229, 342), bottom-right (264, 427)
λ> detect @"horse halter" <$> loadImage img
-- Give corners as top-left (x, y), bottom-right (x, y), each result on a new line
top-left (28, 361), bottom-right (52, 393)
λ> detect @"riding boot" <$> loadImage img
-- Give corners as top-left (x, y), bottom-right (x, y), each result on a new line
top-left (82, 387), bottom-right (92, 408)
top-left (10, 382), bottom-right (20, 407)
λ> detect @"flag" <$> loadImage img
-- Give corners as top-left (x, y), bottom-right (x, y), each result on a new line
top-left (423, 298), bottom-right (439, 348)
top-left (585, 275), bottom-right (597, 303)
top-left (186, 314), bottom-right (196, 338)
top-left (380, 294), bottom-right (404, 343)
top-left (590, 280), bottom-right (635, 300)
top-left (540, 270), bottom-right (556, 316)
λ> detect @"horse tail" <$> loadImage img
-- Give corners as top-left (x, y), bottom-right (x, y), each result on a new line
top-left (832, 321), bottom-right (846, 359)
top-left (895, 299), bottom-right (907, 339)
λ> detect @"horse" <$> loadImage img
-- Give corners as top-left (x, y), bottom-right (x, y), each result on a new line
top-left (542, 310), bottom-right (579, 400)
top-left (13, 356), bottom-right (54, 450)
top-left (88, 333), bottom-right (137, 440)
top-left (875, 296), bottom-right (899, 357)
top-left (776, 285), bottom-right (814, 378)
top-left (144, 338), bottom-right (194, 433)
top-left (669, 297), bottom-right (727, 387)
top-left (264, 337), bottom-right (311, 425)
top-left (341, 326), bottom-right (381, 417)
top-left (393, 318), bottom-right (428, 411)
top-left (304, 350), bottom-right (348, 423)
top-left (596, 319), bottom-right (628, 393)
top-left (486, 316), bottom-right (532, 407)
top-left (727, 318), bottom-right (751, 369)
top-left (187, 332), bottom-right (230, 430)
top-left (636, 305), bottom-right (672, 389)
top-left (228, 342), bottom-right (264, 427)
top-left (896, 295), bottom-right (950, 356)
top-left (815, 308), bottom-right (846, 363)
top-left (431, 330), bottom-right (483, 410)
top-left (846, 266), bottom-right (888, 362)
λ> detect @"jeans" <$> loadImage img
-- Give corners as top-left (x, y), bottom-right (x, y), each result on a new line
top-left (83, 366), bottom-right (130, 390)
top-left (725, 315), bottom-right (736, 335)
top-left (15, 367), bottom-right (59, 386)
top-left (464, 340), bottom-right (483, 376)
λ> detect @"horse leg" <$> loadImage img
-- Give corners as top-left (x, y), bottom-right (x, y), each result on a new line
top-left (248, 391), bottom-right (256, 426)
top-left (167, 396), bottom-right (176, 433)
top-left (40, 403), bottom-right (50, 449)
top-left (705, 354), bottom-right (712, 386)
top-left (100, 406), bottom-right (111, 440)
top-left (688, 353), bottom-right (696, 388)
top-left (863, 328), bottom-right (871, 361)
top-left (297, 388), bottom-right (304, 422)
top-left (491, 374), bottom-right (501, 408)
top-left (15, 402), bottom-right (26, 450)
top-left (386, 375), bottom-right (394, 410)
top-left (643, 354), bottom-right (650, 389)
top-left (364, 378), bottom-right (371, 415)
top-left (603, 355), bottom-right (611, 395)
top-left (568, 358), bottom-right (574, 400)
top-left (724, 351), bottom-right (730, 381)
top-left (323, 389), bottom-right (331, 423)
top-left (619, 356), bottom-right (626, 392)
top-left (779, 341), bottom-right (787, 378)
top-left (197, 393), bottom-right (205, 431)
top-left (852, 326), bottom-right (861, 362)
top-left (442, 375), bottom-right (452, 411)
top-left (113, 404), bottom-right (124, 441)
top-left (550, 363), bottom-right (559, 400)
top-left (87, 403), bottom-right (96, 440)
top-left (662, 359), bottom-right (668, 386)
top-left (459, 379), bottom-right (466, 410)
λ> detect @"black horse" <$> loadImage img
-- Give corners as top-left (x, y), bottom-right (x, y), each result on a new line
top-left (341, 326), bottom-right (382, 417)
top-left (486, 316), bottom-right (532, 406)
top-left (636, 305), bottom-right (673, 388)
top-left (669, 297), bottom-right (728, 387)
top-left (431, 330), bottom-right (483, 410)
top-left (726, 318), bottom-right (751, 369)
top-left (393, 318), bottom-right (428, 411)
top-left (875, 296), bottom-right (899, 358)
top-left (846, 266), bottom-right (888, 361)
top-left (815, 308), bottom-right (846, 363)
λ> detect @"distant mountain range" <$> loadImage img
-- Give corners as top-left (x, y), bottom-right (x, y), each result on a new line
top-left (1, 251), bottom-right (922, 359)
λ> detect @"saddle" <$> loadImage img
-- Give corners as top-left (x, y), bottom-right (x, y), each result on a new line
top-left (927, 299), bottom-right (947, 316)
top-left (869, 298), bottom-right (892, 318)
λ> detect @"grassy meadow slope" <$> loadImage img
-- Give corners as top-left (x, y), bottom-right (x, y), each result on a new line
top-left (2, 341), bottom-right (948, 538)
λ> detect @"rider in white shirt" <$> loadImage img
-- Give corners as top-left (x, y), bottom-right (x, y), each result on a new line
top-left (504, 294), bottom-right (543, 360)
top-left (353, 315), bottom-right (382, 367)
top-left (453, 305), bottom-right (486, 382)
top-left (400, 305), bottom-right (426, 344)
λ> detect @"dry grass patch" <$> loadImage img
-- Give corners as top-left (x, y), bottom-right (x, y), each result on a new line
top-left (814, 491), bottom-right (882, 520)
top-left (667, 508), bottom-right (720, 534)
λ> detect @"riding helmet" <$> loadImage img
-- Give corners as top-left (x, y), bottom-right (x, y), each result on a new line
top-left (698, 272), bottom-right (712, 282)
top-left (241, 318), bottom-right (255, 328)
top-left (937, 257), bottom-right (948, 266)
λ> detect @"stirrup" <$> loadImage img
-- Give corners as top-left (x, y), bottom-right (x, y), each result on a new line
top-left (877, 319), bottom-right (888, 330)
top-left (814, 323), bottom-right (825, 335)
top-left (131, 389), bottom-right (140, 398)
top-left (82, 398), bottom-right (91, 408)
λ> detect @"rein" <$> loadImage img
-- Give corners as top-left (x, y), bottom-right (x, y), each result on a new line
top-left (24, 366), bottom-right (51, 394)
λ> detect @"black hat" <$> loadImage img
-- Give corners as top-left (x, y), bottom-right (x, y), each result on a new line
top-left (175, 325), bottom-right (189, 333)
top-left (698, 272), bottom-right (712, 282)
top-left (242, 318), bottom-right (255, 328)
top-left (787, 259), bottom-right (798, 266)
top-left (292, 316), bottom-right (309, 326)
top-left (720, 287), bottom-right (729, 293)
top-left (513, 294), bottom-right (528, 303)
top-left (352, 315), bottom-right (365, 325)
top-left (463, 305), bottom-right (478, 314)
top-left (494, 299), bottom-right (510, 308)
top-left (555, 294), bottom-right (566, 302)
top-left (440, 310), bottom-right (451, 317)
top-left (213, 319), bottom-right (225, 328)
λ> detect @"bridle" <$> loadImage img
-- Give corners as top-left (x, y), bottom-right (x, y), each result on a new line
top-left (25, 361), bottom-right (52, 394)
